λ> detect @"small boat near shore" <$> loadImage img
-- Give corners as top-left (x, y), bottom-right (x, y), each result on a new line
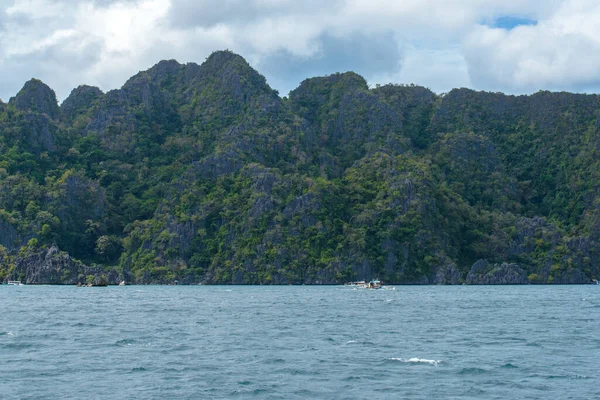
top-left (345, 280), bottom-right (395, 290)
top-left (7, 281), bottom-right (24, 286)
top-left (345, 281), bottom-right (366, 288)
top-left (366, 280), bottom-right (383, 289)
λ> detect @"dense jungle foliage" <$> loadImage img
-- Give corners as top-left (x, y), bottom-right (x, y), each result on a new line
top-left (1, 50), bottom-right (599, 284)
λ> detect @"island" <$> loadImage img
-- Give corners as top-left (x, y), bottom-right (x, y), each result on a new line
top-left (1, 50), bottom-right (598, 285)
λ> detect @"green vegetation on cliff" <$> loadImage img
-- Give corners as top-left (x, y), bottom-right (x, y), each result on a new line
top-left (1, 50), bottom-right (599, 284)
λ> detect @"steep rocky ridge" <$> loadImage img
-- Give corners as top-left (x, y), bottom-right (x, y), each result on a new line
top-left (0, 50), bottom-right (598, 284)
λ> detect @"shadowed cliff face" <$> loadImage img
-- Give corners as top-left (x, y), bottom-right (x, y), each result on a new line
top-left (6, 246), bottom-right (123, 285)
top-left (0, 216), bottom-right (19, 249)
top-left (9, 79), bottom-right (60, 120)
top-left (0, 50), bottom-right (599, 284)
top-left (61, 85), bottom-right (103, 123)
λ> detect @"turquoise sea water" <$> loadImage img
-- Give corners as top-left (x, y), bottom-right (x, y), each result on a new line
top-left (1, 285), bottom-right (598, 399)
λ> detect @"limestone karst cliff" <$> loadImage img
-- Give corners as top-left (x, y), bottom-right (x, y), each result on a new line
top-left (1, 50), bottom-right (598, 284)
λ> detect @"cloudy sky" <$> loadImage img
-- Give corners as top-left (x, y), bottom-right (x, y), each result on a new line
top-left (1, 0), bottom-right (600, 102)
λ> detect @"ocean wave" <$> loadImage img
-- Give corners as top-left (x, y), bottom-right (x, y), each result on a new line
top-left (345, 340), bottom-right (375, 346)
top-left (547, 374), bottom-right (590, 380)
top-left (2, 342), bottom-right (34, 350)
top-left (389, 358), bottom-right (442, 367)
top-left (459, 367), bottom-right (488, 375)
top-left (115, 339), bottom-right (137, 346)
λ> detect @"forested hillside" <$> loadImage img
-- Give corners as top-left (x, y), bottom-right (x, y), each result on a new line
top-left (1, 50), bottom-right (598, 285)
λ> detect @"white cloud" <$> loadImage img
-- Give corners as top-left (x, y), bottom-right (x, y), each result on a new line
top-left (464, 0), bottom-right (600, 92)
top-left (71, 0), bottom-right (173, 88)
top-left (0, 0), bottom-right (599, 102)
top-left (1, 0), bottom-right (175, 100)
top-left (372, 46), bottom-right (471, 94)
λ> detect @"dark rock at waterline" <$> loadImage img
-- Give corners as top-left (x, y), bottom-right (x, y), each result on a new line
top-left (4, 245), bottom-right (124, 285)
top-left (466, 260), bottom-right (529, 285)
top-left (91, 275), bottom-right (109, 287)
top-left (432, 258), bottom-right (462, 285)
top-left (548, 267), bottom-right (591, 284)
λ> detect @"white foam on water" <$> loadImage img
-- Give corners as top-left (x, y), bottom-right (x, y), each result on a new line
top-left (389, 357), bottom-right (442, 367)
top-left (346, 340), bottom-right (358, 344)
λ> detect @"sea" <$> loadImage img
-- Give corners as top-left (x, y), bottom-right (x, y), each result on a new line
top-left (1, 285), bottom-right (598, 399)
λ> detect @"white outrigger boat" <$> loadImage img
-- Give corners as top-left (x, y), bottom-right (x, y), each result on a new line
top-left (345, 280), bottom-right (395, 290)
top-left (7, 281), bottom-right (24, 286)
top-left (345, 281), bottom-right (366, 288)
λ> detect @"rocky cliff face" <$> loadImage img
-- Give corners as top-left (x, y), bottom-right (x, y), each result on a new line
top-left (432, 259), bottom-right (462, 285)
top-left (466, 260), bottom-right (529, 285)
top-left (61, 85), bottom-right (103, 122)
top-left (5, 246), bottom-right (123, 285)
top-left (0, 216), bottom-right (19, 249)
top-left (547, 268), bottom-right (591, 284)
top-left (9, 79), bottom-right (60, 120)
top-left (1, 50), bottom-right (599, 285)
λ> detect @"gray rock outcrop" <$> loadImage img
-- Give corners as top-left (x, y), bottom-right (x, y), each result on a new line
top-left (548, 267), bottom-right (591, 284)
top-left (61, 85), bottom-right (103, 121)
top-left (466, 259), bottom-right (529, 285)
top-left (433, 258), bottom-right (462, 285)
top-left (5, 246), bottom-right (121, 285)
top-left (9, 79), bottom-right (60, 119)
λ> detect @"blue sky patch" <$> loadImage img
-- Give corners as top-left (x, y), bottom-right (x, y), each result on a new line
top-left (489, 16), bottom-right (538, 30)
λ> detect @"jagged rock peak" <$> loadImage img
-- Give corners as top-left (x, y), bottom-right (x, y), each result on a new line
top-left (200, 50), bottom-right (269, 84)
top-left (202, 50), bottom-right (248, 69)
top-left (121, 59), bottom-right (192, 94)
top-left (9, 78), bottom-right (60, 120)
top-left (120, 60), bottom-right (201, 93)
top-left (147, 59), bottom-right (183, 80)
top-left (64, 85), bottom-right (103, 102)
top-left (371, 83), bottom-right (436, 101)
top-left (196, 50), bottom-right (276, 98)
top-left (61, 85), bottom-right (103, 120)
top-left (293, 71), bottom-right (369, 94)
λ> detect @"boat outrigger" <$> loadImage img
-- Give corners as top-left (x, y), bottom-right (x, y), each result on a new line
top-left (345, 281), bottom-right (366, 287)
top-left (345, 280), bottom-right (395, 290)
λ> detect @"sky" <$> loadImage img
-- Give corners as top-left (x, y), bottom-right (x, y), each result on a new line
top-left (1, 0), bottom-right (600, 102)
